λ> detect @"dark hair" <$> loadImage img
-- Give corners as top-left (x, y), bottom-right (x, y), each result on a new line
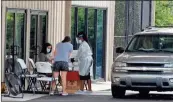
top-left (77, 31), bottom-right (88, 43)
top-left (78, 31), bottom-right (93, 53)
top-left (40, 42), bottom-right (52, 54)
top-left (62, 36), bottom-right (71, 43)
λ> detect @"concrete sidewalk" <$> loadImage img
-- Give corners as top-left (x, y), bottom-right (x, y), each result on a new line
top-left (2, 81), bottom-right (111, 102)
top-left (91, 81), bottom-right (111, 91)
top-left (2, 94), bottom-right (47, 102)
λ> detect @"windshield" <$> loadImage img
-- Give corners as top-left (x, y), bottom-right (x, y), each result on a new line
top-left (126, 34), bottom-right (173, 53)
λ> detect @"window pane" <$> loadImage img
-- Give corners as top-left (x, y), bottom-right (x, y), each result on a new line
top-left (78, 8), bottom-right (85, 32)
top-left (39, 15), bottom-right (47, 50)
top-left (88, 9), bottom-right (95, 51)
top-left (15, 13), bottom-right (25, 59)
top-left (6, 12), bottom-right (14, 55)
top-left (30, 13), bottom-right (48, 62)
top-left (30, 15), bottom-right (37, 60)
top-left (71, 7), bottom-right (75, 49)
top-left (88, 9), bottom-right (95, 78)
top-left (96, 10), bottom-right (104, 78)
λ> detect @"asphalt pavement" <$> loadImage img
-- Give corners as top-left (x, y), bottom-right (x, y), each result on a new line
top-left (2, 81), bottom-right (173, 102)
top-left (3, 91), bottom-right (173, 102)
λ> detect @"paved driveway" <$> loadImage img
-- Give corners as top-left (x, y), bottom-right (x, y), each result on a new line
top-left (3, 91), bottom-right (173, 102)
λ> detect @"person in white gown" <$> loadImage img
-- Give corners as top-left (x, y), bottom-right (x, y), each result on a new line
top-left (72, 31), bottom-right (93, 94)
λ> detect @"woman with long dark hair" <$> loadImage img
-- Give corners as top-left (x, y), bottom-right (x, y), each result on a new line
top-left (51, 36), bottom-right (73, 96)
top-left (39, 42), bottom-right (54, 90)
top-left (39, 42), bottom-right (53, 63)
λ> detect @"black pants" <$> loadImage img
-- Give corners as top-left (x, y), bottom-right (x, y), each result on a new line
top-left (79, 73), bottom-right (90, 80)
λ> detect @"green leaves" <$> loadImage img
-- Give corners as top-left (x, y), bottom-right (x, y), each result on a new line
top-left (155, 1), bottom-right (173, 26)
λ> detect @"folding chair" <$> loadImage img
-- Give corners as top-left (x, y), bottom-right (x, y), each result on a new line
top-left (17, 58), bottom-right (38, 94)
top-left (28, 58), bottom-right (37, 74)
top-left (26, 58), bottom-right (39, 92)
top-left (35, 62), bottom-right (59, 95)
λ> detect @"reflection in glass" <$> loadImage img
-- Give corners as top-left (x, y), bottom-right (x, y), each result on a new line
top-left (71, 7), bottom-right (75, 49)
top-left (16, 13), bottom-right (25, 58)
top-left (6, 12), bottom-right (25, 59)
top-left (39, 15), bottom-right (47, 50)
top-left (38, 15), bottom-right (47, 61)
top-left (6, 12), bottom-right (14, 55)
top-left (30, 15), bottom-right (38, 61)
top-left (96, 10), bottom-right (103, 78)
top-left (30, 14), bottom-right (47, 62)
top-left (78, 8), bottom-right (85, 32)
top-left (88, 9), bottom-right (95, 52)
top-left (88, 9), bottom-right (95, 78)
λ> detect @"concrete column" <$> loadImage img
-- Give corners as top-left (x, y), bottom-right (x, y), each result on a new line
top-left (64, 1), bottom-right (72, 36)
top-left (151, 1), bottom-right (155, 26)
top-left (0, 0), bottom-right (2, 84)
top-left (25, 10), bottom-right (31, 90)
top-left (25, 9), bottom-right (31, 69)
top-left (1, 4), bottom-right (6, 82)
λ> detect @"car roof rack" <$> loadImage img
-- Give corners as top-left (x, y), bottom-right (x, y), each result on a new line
top-left (142, 26), bottom-right (173, 31)
top-left (146, 26), bottom-right (173, 29)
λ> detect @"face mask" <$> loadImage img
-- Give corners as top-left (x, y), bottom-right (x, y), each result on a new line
top-left (78, 40), bottom-right (82, 44)
top-left (47, 48), bottom-right (51, 53)
top-left (76, 37), bottom-right (83, 44)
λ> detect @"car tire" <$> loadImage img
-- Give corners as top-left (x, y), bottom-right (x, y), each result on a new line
top-left (139, 90), bottom-right (149, 96)
top-left (111, 85), bottom-right (126, 98)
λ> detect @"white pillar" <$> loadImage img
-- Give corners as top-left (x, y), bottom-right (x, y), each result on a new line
top-left (1, 3), bottom-right (6, 82)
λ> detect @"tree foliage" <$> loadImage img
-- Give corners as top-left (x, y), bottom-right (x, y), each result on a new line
top-left (155, 1), bottom-right (173, 26)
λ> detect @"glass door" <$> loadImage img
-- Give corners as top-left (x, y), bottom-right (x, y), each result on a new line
top-left (5, 9), bottom-right (26, 73)
top-left (30, 11), bottom-right (48, 62)
top-left (6, 12), bottom-right (15, 58)
top-left (6, 9), bottom-right (26, 59)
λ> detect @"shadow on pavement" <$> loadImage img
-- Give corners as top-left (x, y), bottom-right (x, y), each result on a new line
top-left (115, 93), bottom-right (173, 100)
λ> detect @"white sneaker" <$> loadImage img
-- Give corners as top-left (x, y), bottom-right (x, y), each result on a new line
top-left (49, 91), bottom-right (54, 95)
top-left (85, 90), bottom-right (92, 94)
top-left (62, 93), bottom-right (68, 96)
top-left (75, 90), bottom-right (85, 94)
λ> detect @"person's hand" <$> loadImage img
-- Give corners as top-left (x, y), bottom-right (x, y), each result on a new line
top-left (71, 58), bottom-right (75, 63)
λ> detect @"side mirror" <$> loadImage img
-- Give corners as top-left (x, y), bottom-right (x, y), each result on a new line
top-left (116, 47), bottom-right (124, 53)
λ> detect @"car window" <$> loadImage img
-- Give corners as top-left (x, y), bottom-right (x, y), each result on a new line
top-left (126, 34), bottom-right (173, 53)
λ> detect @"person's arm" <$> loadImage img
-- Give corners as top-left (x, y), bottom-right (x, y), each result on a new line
top-left (53, 48), bottom-right (57, 59)
top-left (45, 54), bottom-right (52, 62)
top-left (50, 49), bottom-right (56, 64)
top-left (68, 44), bottom-right (73, 58)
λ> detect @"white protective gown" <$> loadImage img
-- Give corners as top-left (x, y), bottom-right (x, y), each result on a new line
top-left (76, 41), bottom-right (93, 76)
